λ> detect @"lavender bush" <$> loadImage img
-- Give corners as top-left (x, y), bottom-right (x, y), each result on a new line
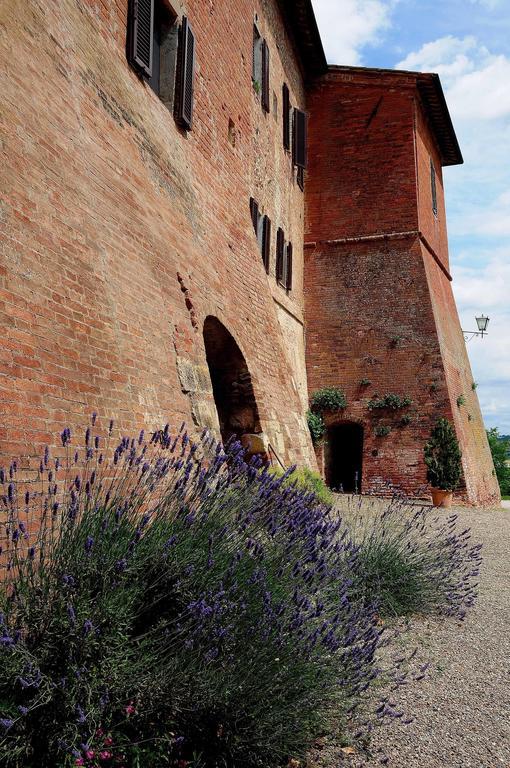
top-left (341, 496), bottom-right (482, 618)
top-left (0, 419), bottom-right (383, 768)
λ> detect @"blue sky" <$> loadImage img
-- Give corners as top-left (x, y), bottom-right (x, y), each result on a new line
top-left (311, 0), bottom-right (510, 434)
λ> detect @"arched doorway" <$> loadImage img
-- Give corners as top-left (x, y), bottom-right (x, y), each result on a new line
top-left (203, 316), bottom-right (262, 447)
top-left (325, 422), bottom-right (364, 493)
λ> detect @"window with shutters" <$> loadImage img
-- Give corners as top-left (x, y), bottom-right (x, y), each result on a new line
top-left (252, 24), bottom-right (269, 113)
top-left (430, 159), bottom-right (438, 216)
top-left (262, 215), bottom-right (271, 273)
top-left (282, 84), bottom-right (290, 150)
top-left (127, 2), bottom-right (195, 130)
top-left (285, 242), bottom-right (293, 291)
top-left (292, 108), bottom-right (307, 170)
top-left (276, 228), bottom-right (285, 286)
top-left (249, 198), bottom-right (270, 271)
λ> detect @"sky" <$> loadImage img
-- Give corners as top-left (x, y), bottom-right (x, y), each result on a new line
top-left (311, 0), bottom-right (510, 434)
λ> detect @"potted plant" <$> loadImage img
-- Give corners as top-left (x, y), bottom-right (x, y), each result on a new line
top-left (424, 417), bottom-right (462, 507)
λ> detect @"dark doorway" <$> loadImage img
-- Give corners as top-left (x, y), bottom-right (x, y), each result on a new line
top-left (325, 423), bottom-right (363, 493)
top-left (203, 316), bottom-right (261, 446)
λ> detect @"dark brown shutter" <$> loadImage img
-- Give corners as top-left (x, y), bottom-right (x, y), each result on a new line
top-left (285, 242), bottom-right (293, 291)
top-left (297, 165), bottom-right (304, 191)
top-left (262, 215), bottom-right (271, 273)
top-left (430, 159), bottom-right (438, 215)
top-left (128, 0), bottom-right (154, 77)
top-left (282, 84), bottom-right (290, 150)
top-left (293, 108), bottom-right (307, 169)
top-left (261, 40), bottom-right (270, 113)
top-left (175, 17), bottom-right (195, 130)
top-left (249, 197), bottom-right (259, 233)
top-left (276, 228), bottom-right (285, 284)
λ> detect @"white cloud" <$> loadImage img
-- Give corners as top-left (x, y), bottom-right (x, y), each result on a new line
top-left (396, 35), bottom-right (510, 431)
top-left (312, 0), bottom-right (393, 65)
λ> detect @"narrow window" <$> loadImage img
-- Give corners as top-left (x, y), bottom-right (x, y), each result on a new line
top-left (430, 159), bottom-right (438, 216)
top-left (292, 108), bottom-right (307, 169)
top-left (262, 215), bottom-right (271, 273)
top-left (285, 242), bottom-right (293, 291)
top-left (297, 166), bottom-right (304, 192)
top-left (128, 2), bottom-right (191, 127)
top-left (252, 25), bottom-right (262, 93)
top-left (261, 40), bottom-right (270, 113)
top-left (174, 16), bottom-right (195, 130)
top-left (249, 197), bottom-right (259, 233)
top-left (282, 83), bottom-right (290, 150)
top-left (276, 228), bottom-right (285, 285)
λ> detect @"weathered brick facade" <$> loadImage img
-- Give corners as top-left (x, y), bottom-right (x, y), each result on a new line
top-left (0, 2), bottom-right (499, 503)
top-left (304, 67), bottom-right (499, 505)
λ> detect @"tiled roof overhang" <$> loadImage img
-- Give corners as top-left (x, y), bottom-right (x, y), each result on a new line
top-left (277, 0), bottom-right (328, 79)
top-left (416, 73), bottom-right (463, 166)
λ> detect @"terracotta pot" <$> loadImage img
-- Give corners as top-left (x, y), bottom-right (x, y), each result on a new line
top-left (431, 488), bottom-right (454, 508)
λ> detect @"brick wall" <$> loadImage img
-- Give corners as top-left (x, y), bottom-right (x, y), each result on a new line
top-left (0, 0), bottom-right (315, 469)
top-left (305, 67), bottom-right (499, 505)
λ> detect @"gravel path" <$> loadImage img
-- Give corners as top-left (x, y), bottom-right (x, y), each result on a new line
top-left (309, 503), bottom-right (510, 768)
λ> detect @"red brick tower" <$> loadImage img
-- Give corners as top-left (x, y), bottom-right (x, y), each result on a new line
top-left (304, 66), bottom-right (499, 505)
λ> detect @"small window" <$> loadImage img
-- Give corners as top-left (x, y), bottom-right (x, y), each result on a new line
top-left (282, 84), bottom-right (290, 150)
top-left (285, 242), bottom-right (293, 291)
top-left (262, 215), bottom-right (271, 273)
top-left (292, 108), bottom-right (307, 169)
top-left (276, 228), bottom-right (285, 285)
top-left (252, 25), bottom-right (269, 112)
top-left (430, 159), bottom-right (438, 216)
top-left (127, 2), bottom-right (195, 130)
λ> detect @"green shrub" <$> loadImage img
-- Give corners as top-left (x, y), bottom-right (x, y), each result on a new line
top-left (310, 387), bottom-right (347, 413)
top-left (342, 498), bottom-right (482, 618)
top-left (367, 394), bottom-right (412, 411)
top-left (270, 465), bottom-right (334, 507)
top-left (374, 425), bottom-right (391, 437)
top-left (306, 409), bottom-right (325, 444)
top-left (456, 394), bottom-right (466, 408)
top-left (424, 417), bottom-right (462, 491)
top-left (486, 427), bottom-right (510, 496)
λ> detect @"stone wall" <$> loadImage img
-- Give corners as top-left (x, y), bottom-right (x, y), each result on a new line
top-left (0, 0), bottom-right (315, 467)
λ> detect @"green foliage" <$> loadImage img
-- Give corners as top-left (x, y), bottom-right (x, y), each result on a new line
top-left (310, 387), bottom-right (347, 413)
top-left (270, 466), bottom-right (334, 507)
top-left (400, 414), bottom-right (412, 426)
top-left (486, 427), bottom-right (510, 496)
top-left (424, 417), bottom-right (463, 491)
top-left (374, 425), bottom-right (391, 437)
top-left (306, 409), bottom-right (325, 444)
top-left (456, 394), bottom-right (466, 408)
top-left (343, 499), bottom-right (481, 618)
top-left (471, 381), bottom-right (478, 391)
top-left (367, 394), bottom-right (412, 411)
top-left (390, 335), bottom-right (403, 347)
top-left (359, 378), bottom-right (371, 387)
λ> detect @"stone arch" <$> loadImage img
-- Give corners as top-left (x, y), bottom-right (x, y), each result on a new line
top-left (324, 420), bottom-right (364, 493)
top-left (203, 316), bottom-right (262, 450)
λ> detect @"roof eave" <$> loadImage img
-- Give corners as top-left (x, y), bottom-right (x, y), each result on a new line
top-left (416, 73), bottom-right (463, 167)
top-left (276, 0), bottom-right (328, 79)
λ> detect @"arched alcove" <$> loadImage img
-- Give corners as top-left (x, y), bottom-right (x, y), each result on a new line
top-left (203, 316), bottom-right (261, 446)
top-left (325, 422), bottom-right (364, 493)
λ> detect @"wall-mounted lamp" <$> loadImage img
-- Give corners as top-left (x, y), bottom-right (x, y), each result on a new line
top-left (463, 315), bottom-right (490, 342)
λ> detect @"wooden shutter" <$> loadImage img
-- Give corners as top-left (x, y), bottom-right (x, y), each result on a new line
top-left (261, 40), bottom-right (270, 113)
top-left (293, 108), bottom-right (307, 169)
top-left (282, 84), bottom-right (290, 150)
top-left (285, 242), bottom-right (293, 291)
top-left (262, 215), bottom-right (271, 273)
top-left (297, 165), bottom-right (304, 191)
top-left (430, 159), bottom-right (438, 215)
top-left (128, 0), bottom-right (154, 77)
top-left (175, 16), bottom-right (195, 130)
top-left (249, 197), bottom-right (259, 233)
top-left (276, 228), bottom-right (285, 284)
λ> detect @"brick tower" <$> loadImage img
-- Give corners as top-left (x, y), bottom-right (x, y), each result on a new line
top-left (304, 66), bottom-right (499, 505)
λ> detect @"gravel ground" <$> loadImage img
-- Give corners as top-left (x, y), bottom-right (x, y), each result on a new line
top-left (308, 502), bottom-right (510, 768)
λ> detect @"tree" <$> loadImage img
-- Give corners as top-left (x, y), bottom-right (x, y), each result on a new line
top-left (424, 418), bottom-right (463, 491)
top-left (486, 428), bottom-right (510, 496)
